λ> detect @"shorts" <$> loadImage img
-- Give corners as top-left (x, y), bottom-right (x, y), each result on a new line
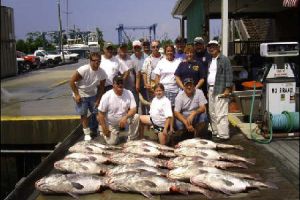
top-left (164, 91), bottom-right (178, 106)
top-left (175, 112), bottom-right (208, 130)
top-left (75, 95), bottom-right (97, 116)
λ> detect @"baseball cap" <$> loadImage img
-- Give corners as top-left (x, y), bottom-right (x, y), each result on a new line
top-left (183, 78), bottom-right (194, 86)
top-left (175, 36), bottom-right (187, 44)
top-left (194, 37), bottom-right (205, 44)
top-left (103, 42), bottom-right (113, 49)
top-left (113, 75), bottom-right (123, 84)
top-left (207, 40), bottom-right (219, 46)
top-left (132, 40), bottom-right (142, 47)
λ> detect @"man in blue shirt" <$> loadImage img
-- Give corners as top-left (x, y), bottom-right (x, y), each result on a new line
top-left (174, 36), bottom-right (187, 61)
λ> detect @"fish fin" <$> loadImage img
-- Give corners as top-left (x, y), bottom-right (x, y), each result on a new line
top-left (67, 192), bottom-right (79, 199)
top-left (136, 180), bottom-right (157, 188)
top-left (235, 162), bottom-right (248, 169)
top-left (71, 182), bottom-right (84, 190)
top-left (140, 191), bottom-right (154, 199)
top-left (245, 158), bottom-right (256, 165)
top-left (247, 173), bottom-right (262, 180)
top-left (254, 181), bottom-right (278, 189)
top-left (199, 188), bottom-right (219, 199)
top-left (218, 188), bottom-right (233, 195)
top-left (264, 181), bottom-right (278, 189)
top-left (234, 145), bottom-right (244, 150)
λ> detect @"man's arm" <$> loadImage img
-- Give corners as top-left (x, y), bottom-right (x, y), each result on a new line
top-left (175, 76), bottom-right (184, 90)
top-left (119, 107), bottom-right (137, 128)
top-left (174, 111), bottom-right (194, 132)
top-left (70, 71), bottom-right (82, 103)
top-left (95, 79), bottom-right (106, 107)
top-left (97, 111), bottom-right (110, 137)
top-left (195, 78), bottom-right (205, 89)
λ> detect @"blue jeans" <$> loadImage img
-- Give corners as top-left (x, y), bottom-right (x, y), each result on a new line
top-left (175, 112), bottom-right (208, 130)
top-left (75, 95), bottom-right (98, 132)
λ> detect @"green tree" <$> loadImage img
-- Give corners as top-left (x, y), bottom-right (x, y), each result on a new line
top-left (16, 39), bottom-right (28, 53)
top-left (96, 27), bottom-right (105, 49)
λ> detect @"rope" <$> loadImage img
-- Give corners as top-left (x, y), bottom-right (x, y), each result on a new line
top-left (272, 111), bottom-right (299, 132)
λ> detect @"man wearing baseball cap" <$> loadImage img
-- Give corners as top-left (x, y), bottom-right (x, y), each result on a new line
top-left (97, 74), bottom-right (140, 145)
top-left (193, 36), bottom-right (211, 97)
top-left (174, 77), bottom-right (208, 139)
top-left (207, 40), bottom-right (233, 140)
top-left (174, 36), bottom-right (187, 61)
top-left (100, 41), bottom-right (128, 92)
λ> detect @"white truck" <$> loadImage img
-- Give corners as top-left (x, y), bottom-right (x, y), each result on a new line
top-left (59, 51), bottom-right (80, 63)
top-left (33, 50), bottom-right (62, 66)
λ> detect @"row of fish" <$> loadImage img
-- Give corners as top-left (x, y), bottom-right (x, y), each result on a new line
top-left (36, 138), bottom-right (277, 198)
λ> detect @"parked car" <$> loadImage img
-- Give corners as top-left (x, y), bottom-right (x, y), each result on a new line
top-left (16, 51), bottom-right (40, 70)
top-left (33, 50), bottom-right (62, 67)
top-left (16, 57), bottom-right (27, 74)
top-left (58, 50), bottom-right (80, 63)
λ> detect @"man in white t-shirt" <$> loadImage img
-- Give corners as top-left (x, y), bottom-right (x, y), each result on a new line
top-left (174, 78), bottom-right (208, 139)
top-left (142, 40), bottom-right (163, 99)
top-left (100, 42), bottom-right (128, 92)
top-left (97, 75), bottom-right (140, 145)
top-left (70, 52), bottom-right (107, 141)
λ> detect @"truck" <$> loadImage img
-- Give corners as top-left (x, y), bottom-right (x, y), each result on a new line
top-left (33, 50), bottom-right (62, 67)
top-left (16, 51), bottom-right (40, 70)
top-left (59, 50), bottom-right (80, 63)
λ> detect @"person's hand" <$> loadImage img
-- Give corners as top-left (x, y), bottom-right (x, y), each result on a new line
top-left (74, 94), bottom-right (81, 103)
top-left (119, 116), bottom-right (128, 129)
top-left (187, 112), bottom-right (196, 125)
top-left (186, 124), bottom-right (195, 132)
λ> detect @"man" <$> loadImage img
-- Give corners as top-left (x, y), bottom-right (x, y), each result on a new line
top-left (131, 40), bottom-right (147, 113)
top-left (70, 52), bottom-right (107, 141)
top-left (142, 40), bottom-right (163, 100)
top-left (100, 41), bottom-right (128, 92)
top-left (97, 75), bottom-right (140, 145)
top-left (174, 36), bottom-right (187, 61)
top-left (142, 40), bottom-right (151, 56)
top-left (194, 37), bottom-right (211, 97)
top-left (174, 78), bottom-right (208, 139)
top-left (207, 40), bottom-right (233, 140)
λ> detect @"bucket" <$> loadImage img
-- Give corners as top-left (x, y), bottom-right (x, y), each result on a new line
top-left (241, 81), bottom-right (263, 90)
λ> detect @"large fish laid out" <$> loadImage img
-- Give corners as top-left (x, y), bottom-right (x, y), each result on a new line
top-left (106, 171), bottom-right (217, 199)
top-left (68, 141), bottom-right (121, 155)
top-left (175, 138), bottom-right (244, 150)
top-left (175, 147), bottom-right (256, 165)
top-left (124, 139), bottom-right (175, 151)
top-left (168, 166), bottom-right (261, 181)
top-left (123, 145), bottom-right (176, 157)
top-left (35, 174), bottom-right (107, 197)
top-left (65, 152), bottom-right (110, 164)
top-left (167, 156), bottom-right (248, 169)
top-left (191, 173), bottom-right (277, 195)
top-left (107, 163), bottom-right (168, 177)
top-left (109, 152), bottom-right (168, 168)
top-left (54, 159), bottom-right (111, 174)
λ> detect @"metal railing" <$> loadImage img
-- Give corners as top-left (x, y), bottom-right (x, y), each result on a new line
top-left (228, 40), bottom-right (272, 56)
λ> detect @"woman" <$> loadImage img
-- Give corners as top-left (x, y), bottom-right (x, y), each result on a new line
top-left (175, 45), bottom-right (205, 91)
top-left (140, 83), bottom-right (173, 145)
top-left (153, 44), bottom-right (181, 106)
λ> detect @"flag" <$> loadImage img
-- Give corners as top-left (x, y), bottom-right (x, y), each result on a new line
top-left (283, 0), bottom-right (298, 7)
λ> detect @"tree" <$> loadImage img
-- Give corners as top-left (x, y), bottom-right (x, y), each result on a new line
top-left (96, 27), bottom-right (105, 49)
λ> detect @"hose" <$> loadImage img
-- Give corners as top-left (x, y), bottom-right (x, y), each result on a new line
top-left (272, 111), bottom-right (300, 132)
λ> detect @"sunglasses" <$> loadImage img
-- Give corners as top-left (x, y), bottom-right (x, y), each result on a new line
top-left (90, 59), bottom-right (101, 62)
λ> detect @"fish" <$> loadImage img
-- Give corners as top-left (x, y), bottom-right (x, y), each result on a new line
top-left (54, 159), bottom-right (111, 174)
top-left (174, 147), bottom-right (256, 165)
top-left (107, 163), bottom-right (168, 177)
top-left (35, 173), bottom-right (107, 197)
top-left (124, 139), bottom-right (175, 151)
top-left (191, 173), bottom-right (277, 195)
top-left (168, 166), bottom-right (261, 181)
top-left (167, 156), bottom-right (248, 169)
top-left (123, 145), bottom-right (176, 158)
top-left (175, 138), bottom-right (244, 150)
top-left (106, 172), bottom-right (217, 199)
top-left (64, 152), bottom-right (110, 164)
top-left (109, 152), bottom-right (168, 168)
top-left (68, 141), bottom-right (119, 155)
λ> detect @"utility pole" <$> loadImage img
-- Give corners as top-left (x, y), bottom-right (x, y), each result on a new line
top-left (57, 0), bottom-right (65, 62)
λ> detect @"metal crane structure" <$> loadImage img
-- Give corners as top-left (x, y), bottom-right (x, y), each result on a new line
top-left (116, 24), bottom-right (157, 45)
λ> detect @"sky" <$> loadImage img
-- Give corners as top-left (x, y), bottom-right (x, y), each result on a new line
top-left (1, 0), bottom-right (182, 43)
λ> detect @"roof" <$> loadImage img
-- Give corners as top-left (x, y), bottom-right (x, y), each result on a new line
top-left (172, 0), bottom-right (291, 16)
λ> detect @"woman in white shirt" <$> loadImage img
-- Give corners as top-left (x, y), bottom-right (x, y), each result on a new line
top-left (139, 83), bottom-right (173, 145)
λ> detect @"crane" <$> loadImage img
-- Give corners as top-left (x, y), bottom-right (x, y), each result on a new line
top-left (116, 24), bottom-right (157, 45)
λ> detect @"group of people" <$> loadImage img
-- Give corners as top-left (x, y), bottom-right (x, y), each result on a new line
top-left (70, 36), bottom-right (233, 146)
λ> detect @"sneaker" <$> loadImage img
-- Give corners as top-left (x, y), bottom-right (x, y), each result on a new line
top-left (84, 134), bottom-right (92, 141)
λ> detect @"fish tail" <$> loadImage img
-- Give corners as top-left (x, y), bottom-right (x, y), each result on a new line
top-left (166, 161), bottom-right (174, 169)
top-left (233, 145), bottom-right (244, 150)
top-left (250, 180), bottom-right (278, 189)
top-left (198, 188), bottom-right (219, 199)
top-left (232, 162), bottom-right (248, 169)
top-left (244, 158), bottom-right (256, 165)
